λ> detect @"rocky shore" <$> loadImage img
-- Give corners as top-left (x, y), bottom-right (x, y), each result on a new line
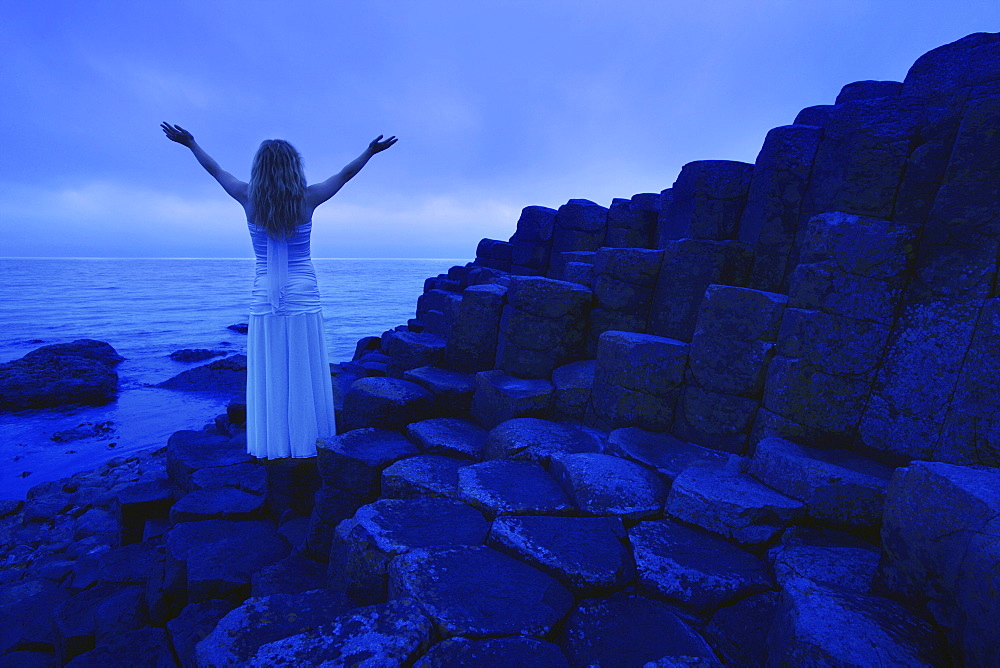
top-left (3, 31), bottom-right (1000, 666)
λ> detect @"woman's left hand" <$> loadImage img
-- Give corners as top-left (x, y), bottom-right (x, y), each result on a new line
top-left (161, 122), bottom-right (195, 147)
top-left (368, 135), bottom-right (398, 154)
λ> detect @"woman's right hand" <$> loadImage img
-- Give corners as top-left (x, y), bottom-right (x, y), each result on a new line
top-left (368, 134), bottom-right (398, 154)
top-left (161, 122), bottom-right (195, 147)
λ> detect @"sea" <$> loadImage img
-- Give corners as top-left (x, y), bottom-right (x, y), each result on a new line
top-left (0, 257), bottom-right (464, 500)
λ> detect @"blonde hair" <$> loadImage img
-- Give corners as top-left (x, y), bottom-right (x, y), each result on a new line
top-left (249, 139), bottom-right (306, 239)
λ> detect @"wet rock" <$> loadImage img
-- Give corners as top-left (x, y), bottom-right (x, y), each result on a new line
top-left (227, 323), bottom-right (248, 334)
top-left (0, 339), bottom-right (123, 411)
top-left (64, 627), bottom-right (174, 668)
top-left (165, 430), bottom-right (252, 493)
top-left (488, 515), bottom-right (634, 594)
top-left (381, 454), bottom-right (471, 499)
top-left (703, 591), bottom-right (779, 666)
top-left (768, 577), bottom-right (949, 666)
top-left (878, 460), bottom-right (1000, 665)
top-left (470, 370), bottom-right (553, 429)
top-left (550, 453), bottom-right (666, 521)
top-left (484, 417), bottom-right (603, 465)
top-left (557, 593), bottom-right (717, 667)
top-left (458, 460), bottom-right (574, 517)
top-left (770, 543), bottom-right (880, 592)
top-left (247, 598), bottom-right (434, 667)
top-left (606, 427), bottom-right (729, 481)
top-left (166, 599), bottom-right (237, 668)
top-left (747, 437), bottom-right (892, 531)
top-left (628, 519), bottom-right (771, 615)
top-left (330, 497), bottom-right (489, 604)
top-left (666, 466), bottom-right (805, 545)
top-left (415, 637), bottom-right (568, 667)
top-left (156, 354), bottom-right (247, 395)
top-left (405, 417), bottom-right (488, 460)
top-left (402, 365), bottom-right (476, 415)
top-left (551, 359), bottom-right (595, 422)
top-left (251, 555), bottom-right (327, 598)
top-left (388, 545), bottom-right (574, 638)
top-left (51, 420), bottom-right (116, 443)
top-left (170, 348), bottom-right (226, 363)
top-left (169, 487), bottom-right (267, 523)
top-left (341, 377), bottom-right (436, 431)
top-left (195, 588), bottom-right (355, 666)
top-left (165, 519), bottom-right (289, 603)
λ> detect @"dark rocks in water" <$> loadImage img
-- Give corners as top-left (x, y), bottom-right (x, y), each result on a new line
top-left (227, 323), bottom-right (248, 334)
top-left (0, 339), bottom-right (123, 411)
top-left (246, 598), bottom-right (434, 666)
top-left (164, 519), bottom-right (290, 604)
top-left (388, 544), bottom-right (575, 638)
top-left (169, 348), bottom-right (226, 363)
top-left (330, 497), bottom-right (489, 604)
top-left (557, 593), bottom-right (717, 667)
top-left (195, 589), bottom-right (355, 667)
top-left (415, 637), bottom-right (569, 667)
top-left (155, 354), bottom-right (247, 395)
top-left (50, 421), bottom-right (115, 443)
top-left (628, 519), bottom-right (772, 615)
top-left (488, 515), bottom-right (634, 595)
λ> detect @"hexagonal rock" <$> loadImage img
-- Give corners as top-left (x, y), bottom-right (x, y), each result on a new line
top-left (414, 637), bottom-right (569, 667)
top-left (330, 498), bottom-right (489, 604)
top-left (169, 487), bottom-right (266, 523)
top-left (606, 427), bottom-right (729, 481)
top-left (628, 519), bottom-right (772, 615)
top-left (488, 516), bottom-right (634, 594)
top-left (769, 544), bottom-right (880, 593)
top-left (551, 359), bottom-right (595, 422)
top-left (665, 467), bottom-right (805, 545)
top-left (115, 479), bottom-right (174, 545)
top-left (247, 598), bottom-right (434, 667)
top-left (746, 437), bottom-right (892, 530)
top-left (166, 430), bottom-right (252, 492)
top-left (166, 599), bottom-right (238, 668)
top-left (405, 417), bottom-right (488, 460)
top-left (471, 370), bottom-right (554, 429)
top-left (191, 462), bottom-right (267, 496)
top-left (342, 377), bottom-right (436, 432)
top-left (549, 453), bottom-right (667, 521)
top-left (403, 366), bottom-right (476, 415)
top-left (768, 577), bottom-right (949, 666)
top-left (316, 428), bottom-right (419, 497)
top-left (165, 520), bottom-right (290, 603)
top-left (556, 593), bottom-right (717, 667)
top-left (195, 589), bottom-right (354, 666)
top-left (458, 460), bottom-right (573, 518)
top-left (703, 591), bottom-right (779, 667)
top-left (484, 417), bottom-right (603, 465)
top-left (383, 331), bottom-right (446, 377)
top-left (388, 545), bottom-right (574, 638)
top-left (381, 454), bottom-right (472, 499)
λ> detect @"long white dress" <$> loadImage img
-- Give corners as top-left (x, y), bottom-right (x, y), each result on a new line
top-left (246, 220), bottom-right (336, 458)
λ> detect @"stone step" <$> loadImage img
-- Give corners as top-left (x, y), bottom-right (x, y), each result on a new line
top-left (549, 453), bottom-right (667, 521)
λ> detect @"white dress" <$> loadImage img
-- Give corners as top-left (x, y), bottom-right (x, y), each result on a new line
top-left (246, 220), bottom-right (336, 458)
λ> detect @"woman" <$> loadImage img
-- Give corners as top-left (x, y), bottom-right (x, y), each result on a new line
top-left (161, 123), bottom-right (397, 458)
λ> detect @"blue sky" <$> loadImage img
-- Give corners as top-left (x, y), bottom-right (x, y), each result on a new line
top-left (2, 1), bottom-right (998, 258)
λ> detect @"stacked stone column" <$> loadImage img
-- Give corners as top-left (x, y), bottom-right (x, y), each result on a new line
top-left (509, 206), bottom-right (557, 276)
top-left (547, 199), bottom-right (608, 279)
top-left (588, 247), bottom-right (664, 354)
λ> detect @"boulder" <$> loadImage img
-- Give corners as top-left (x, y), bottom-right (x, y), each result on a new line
top-left (628, 519), bottom-right (772, 615)
top-left (330, 497), bottom-right (489, 604)
top-left (747, 437), bottom-right (892, 531)
top-left (381, 454), bottom-right (471, 499)
top-left (484, 417), bottom-right (603, 465)
top-left (470, 370), bottom-right (554, 429)
top-left (195, 589), bottom-right (355, 666)
top-left (672, 385), bottom-right (760, 453)
top-left (166, 599), bottom-right (237, 668)
top-left (0, 339), bottom-right (123, 411)
top-left (388, 545), bottom-right (575, 638)
top-left (247, 598), bottom-right (434, 667)
top-left (405, 417), bottom-right (488, 460)
top-left (415, 637), bottom-right (568, 668)
top-left (458, 460), bottom-right (573, 517)
top-left (165, 519), bottom-right (290, 603)
top-left (511, 205), bottom-right (558, 242)
top-left (556, 593), bottom-right (717, 667)
top-left (549, 453), bottom-right (667, 521)
top-left (170, 348), bottom-right (225, 363)
top-left (156, 354), bottom-right (247, 395)
top-left (666, 467), bottom-right (805, 545)
top-left (488, 515), bottom-right (634, 594)
top-left (341, 377), bottom-right (436, 431)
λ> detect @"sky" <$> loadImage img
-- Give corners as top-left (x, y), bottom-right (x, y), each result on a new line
top-left (2, 1), bottom-right (999, 259)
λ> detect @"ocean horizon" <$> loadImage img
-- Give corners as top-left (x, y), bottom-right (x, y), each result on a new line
top-left (0, 257), bottom-right (466, 499)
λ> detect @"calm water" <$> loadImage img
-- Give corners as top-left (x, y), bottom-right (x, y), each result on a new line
top-left (0, 257), bottom-right (464, 499)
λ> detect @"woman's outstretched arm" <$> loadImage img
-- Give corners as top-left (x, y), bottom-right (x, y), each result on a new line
top-left (306, 135), bottom-right (397, 207)
top-left (161, 123), bottom-right (249, 205)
